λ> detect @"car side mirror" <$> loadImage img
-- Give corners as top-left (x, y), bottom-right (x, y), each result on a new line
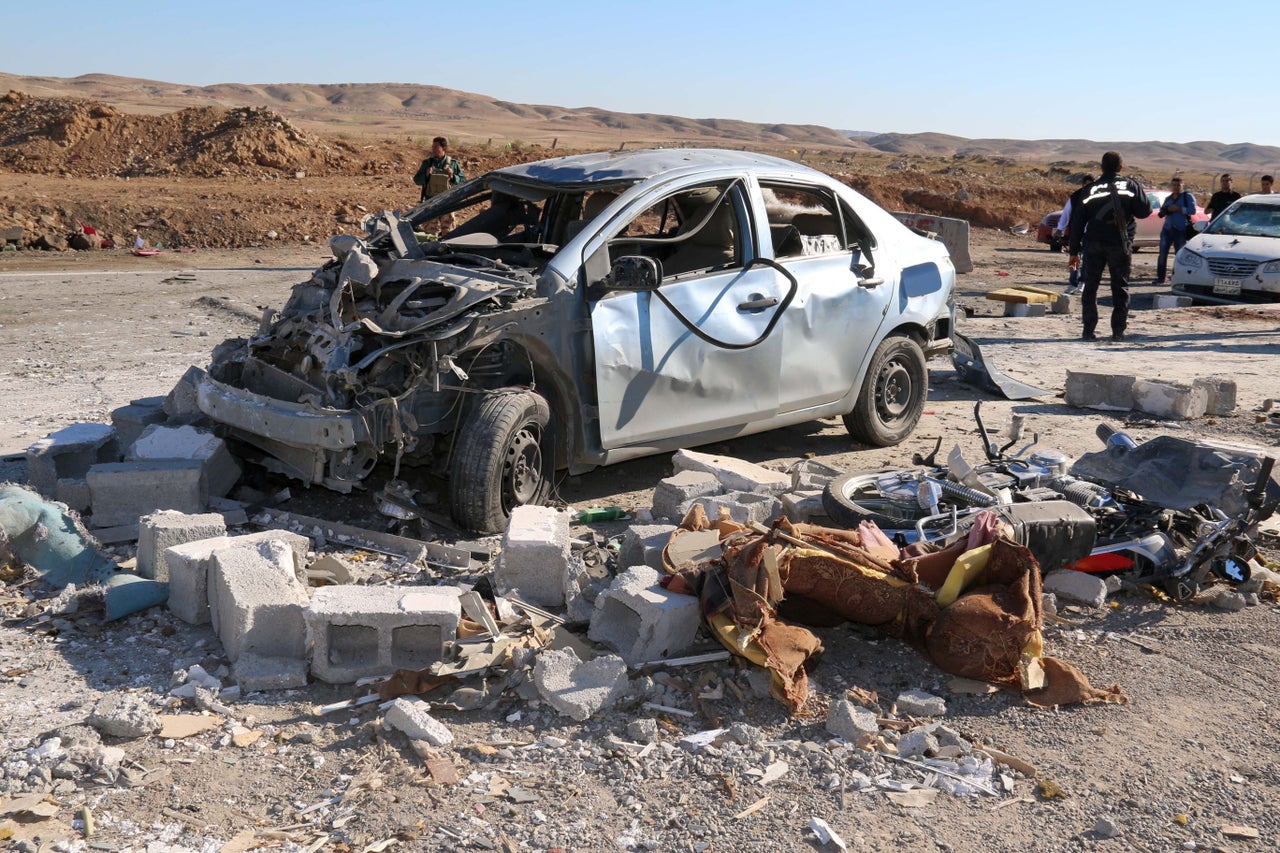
top-left (607, 255), bottom-right (662, 291)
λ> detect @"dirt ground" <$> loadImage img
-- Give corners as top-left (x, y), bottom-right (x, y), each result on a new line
top-left (2, 229), bottom-right (1279, 853)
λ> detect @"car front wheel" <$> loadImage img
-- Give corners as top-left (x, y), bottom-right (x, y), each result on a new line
top-left (449, 388), bottom-right (552, 533)
top-left (843, 334), bottom-right (927, 447)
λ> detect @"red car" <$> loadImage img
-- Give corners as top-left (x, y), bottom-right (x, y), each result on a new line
top-left (1036, 211), bottom-right (1066, 252)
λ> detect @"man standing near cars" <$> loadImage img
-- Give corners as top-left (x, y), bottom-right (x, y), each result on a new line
top-left (1155, 177), bottom-right (1196, 285)
top-left (1068, 152), bottom-right (1152, 343)
top-left (1205, 174), bottom-right (1241, 220)
top-left (413, 136), bottom-right (466, 203)
top-left (1055, 174), bottom-right (1094, 294)
top-left (1260, 175), bottom-right (1276, 194)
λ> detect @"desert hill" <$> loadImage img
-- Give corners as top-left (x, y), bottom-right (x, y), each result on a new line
top-left (0, 72), bottom-right (863, 150)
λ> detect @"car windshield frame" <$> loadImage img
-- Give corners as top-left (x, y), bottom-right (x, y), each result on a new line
top-left (1202, 202), bottom-right (1280, 239)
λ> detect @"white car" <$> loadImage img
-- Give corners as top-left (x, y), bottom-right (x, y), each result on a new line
top-left (191, 149), bottom-right (957, 531)
top-left (1171, 194), bottom-right (1280, 304)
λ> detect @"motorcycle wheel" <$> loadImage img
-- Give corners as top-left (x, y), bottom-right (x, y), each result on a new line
top-left (822, 470), bottom-right (935, 529)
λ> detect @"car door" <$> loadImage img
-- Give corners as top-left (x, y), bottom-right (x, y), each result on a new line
top-left (586, 180), bottom-right (787, 449)
top-left (755, 180), bottom-right (895, 412)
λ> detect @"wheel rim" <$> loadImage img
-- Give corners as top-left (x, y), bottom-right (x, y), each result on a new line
top-left (503, 424), bottom-right (544, 507)
top-left (875, 358), bottom-right (915, 423)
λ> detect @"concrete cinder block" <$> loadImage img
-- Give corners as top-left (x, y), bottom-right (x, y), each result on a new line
top-left (789, 459), bottom-right (844, 492)
top-left (86, 459), bottom-right (206, 528)
top-left (26, 423), bottom-right (120, 498)
top-left (54, 478), bottom-right (92, 513)
top-left (163, 365), bottom-right (204, 420)
top-left (618, 524), bottom-right (677, 571)
top-left (780, 490), bottom-right (827, 523)
top-left (652, 470), bottom-right (723, 521)
top-left (166, 530), bottom-right (310, 625)
top-left (1053, 293), bottom-right (1076, 314)
top-left (110, 398), bottom-right (167, 451)
top-left (1132, 378), bottom-right (1208, 420)
top-left (137, 510), bottom-right (228, 581)
top-left (306, 585), bottom-right (461, 683)
top-left (1194, 377), bottom-right (1237, 415)
top-left (1153, 294), bottom-right (1193, 309)
top-left (209, 540), bottom-right (309, 662)
top-left (127, 424), bottom-right (241, 498)
top-left (1004, 301), bottom-right (1048, 318)
top-left (495, 505), bottom-right (570, 607)
top-left (588, 566), bottom-right (702, 665)
top-left (1042, 569), bottom-right (1107, 609)
top-left (532, 648), bottom-right (628, 721)
top-left (1064, 371), bottom-right (1137, 411)
top-left (689, 491), bottom-right (781, 526)
top-left (233, 652), bottom-right (308, 692)
top-left (672, 449), bottom-right (790, 495)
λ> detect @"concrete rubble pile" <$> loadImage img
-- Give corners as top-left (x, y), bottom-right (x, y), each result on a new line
top-left (3, 428), bottom-right (1280, 850)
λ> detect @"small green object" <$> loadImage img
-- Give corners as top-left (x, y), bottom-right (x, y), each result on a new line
top-left (573, 507), bottom-right (627, 523)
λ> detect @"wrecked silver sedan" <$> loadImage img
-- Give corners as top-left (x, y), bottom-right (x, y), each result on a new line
top-left (192, 149), bottom-right (956, 532)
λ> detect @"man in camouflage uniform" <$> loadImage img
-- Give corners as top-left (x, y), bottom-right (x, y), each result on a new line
top-left (412, 136), bottom-right (465, 203)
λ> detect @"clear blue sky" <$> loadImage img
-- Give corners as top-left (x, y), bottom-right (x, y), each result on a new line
top-left (3, 0), bottom-right (1275, 146)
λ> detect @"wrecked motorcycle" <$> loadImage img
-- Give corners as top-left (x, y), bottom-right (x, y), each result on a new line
top-left (822, 405), bottom-right (1279, 600)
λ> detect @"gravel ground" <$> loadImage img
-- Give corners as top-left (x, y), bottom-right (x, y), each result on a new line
top-left (2, 229), bottom-right (1278, 853)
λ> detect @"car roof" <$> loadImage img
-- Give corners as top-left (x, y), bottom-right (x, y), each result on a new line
top-left (492, 148), bottom-right (816, 187)
top-left (1236, 193), bottom-right (1280, 206)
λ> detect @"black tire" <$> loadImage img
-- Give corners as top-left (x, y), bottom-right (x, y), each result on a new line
top-left (844, 334), bottom-right (927, 447)
top-left (449, 388), bottom-right (552, 533)
top-left (822, 469), bottom-right (932, 529)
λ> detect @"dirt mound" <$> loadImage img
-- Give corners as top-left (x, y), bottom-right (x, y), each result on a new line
top-left (0, 90), bottom-right (360, 178)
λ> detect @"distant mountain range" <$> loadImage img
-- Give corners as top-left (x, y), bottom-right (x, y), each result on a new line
top-left (2, 72), bottom-right (1277, 171)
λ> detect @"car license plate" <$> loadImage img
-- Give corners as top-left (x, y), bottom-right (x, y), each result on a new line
top-left (1213, 278), bottom-right (1242, 295)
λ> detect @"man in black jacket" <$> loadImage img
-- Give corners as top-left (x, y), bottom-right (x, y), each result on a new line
top-left (1068, 152), bottom-right (1152, 342)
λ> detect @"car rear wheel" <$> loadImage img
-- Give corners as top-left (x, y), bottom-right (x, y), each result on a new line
top-left (843, 334), bottom-right (927, 447)
top-left (449, 388), bottom-right (552, 533)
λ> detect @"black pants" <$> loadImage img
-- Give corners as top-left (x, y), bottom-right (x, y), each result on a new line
top-left (1081, 243), bottom-right (1131, 337)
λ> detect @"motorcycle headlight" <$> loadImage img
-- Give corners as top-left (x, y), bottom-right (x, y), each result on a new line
top-left (1262, 260), bottom-right (1280, 274)
top-left (1177, 248), bottom-right (1204, 269)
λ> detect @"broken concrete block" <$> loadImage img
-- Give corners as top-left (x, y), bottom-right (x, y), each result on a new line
top-left (1193, 377), bottom-right (1237, 415)
top-left (209, 540), bottom-right (309, 662)
top-left (163, 365), bottom-right (204, 420)
top-left (1052, 293), bottom-right (1076, 314)
top-left (86, 459), bottom-right (206, 528)
top-left (789, 458), bottom-right (844, 491)
top-left (652, 470), bottom-right (723, 521)
top-left (495, 505), bottom-right (570, 607)
top-left (780, 490), bottom-right (827, 523)
top-left (690, 491), bottom-right (781, 526)
top-left (110, 397), bottom-right (167, 451)
top-left (1132, 378), bottom-right (1208, 420)
top-left (826, 699), bottom-right (879, 742)
top-left (1003, 301), bottom-right (1048, 318)
top-left (1042, 570), bottom-right (1107, 609)
top-left (233, 652), bottom-right (308, 692)
top-left (627, 718), bottom-right (659, 743)
top-left (898, 725), bottom-right (940, 758)
top-left (672, 449), bottom-right (790, 495)
top-left (384, 697), bottom-right (453, 746)
top-left (532, 648), bottom-right (628, 721)
top-left (896, 689), bottom-right (947, 717)
top-left (306, 585), bottom-right (461, 683)
top-left (618, 524), bottom-right (677, 571)
top-left (588, 566), bottom-right (701, 665)
top-left (54, 478), bottom-right (92, 513)
top-left (88, 693), bottom-right (161, 739)
top-left (166, 530), bottom-right (310, 625)
top-left (1064, 371), bottom-right (1137, 411)
top-left (137, 510), bottom-right (228, 581)
top-left (562, 555), bottom-right (598, 626)
top-left (127, 424), bottom-right (241, 498)
top-left (1153, 294), bottom-right (1193, 309)
top-left (26, 423), bottom-right (120, 498)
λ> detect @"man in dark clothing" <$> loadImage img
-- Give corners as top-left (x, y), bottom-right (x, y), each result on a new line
top-left (1068, 151), bottom-right (1152, 343)
top-left (412, 136), bottom-right (466, 203)
top-left (1205, 174), bottom-right (1241, 220)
